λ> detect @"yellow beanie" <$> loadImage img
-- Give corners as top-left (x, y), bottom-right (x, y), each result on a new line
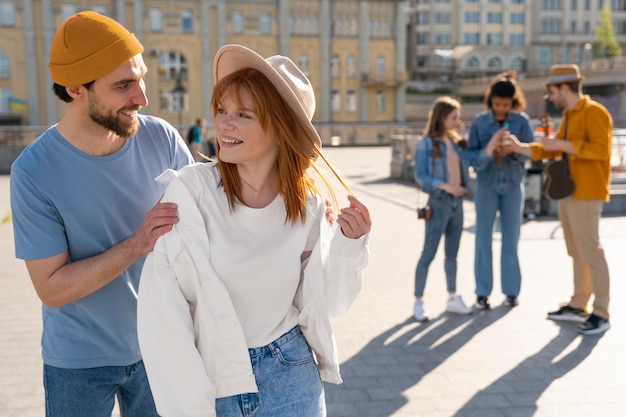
top-left (48, 11), bottom-right (144, 86)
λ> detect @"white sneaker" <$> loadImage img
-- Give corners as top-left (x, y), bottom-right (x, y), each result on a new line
top-left (413, 299), bottom-right (428, 322)
top-left (446, 294), bottom-right (473, 315)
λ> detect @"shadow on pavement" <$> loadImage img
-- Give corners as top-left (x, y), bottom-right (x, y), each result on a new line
top-left (450, 323), bottom-right (602, 417)
top-left (325, 306), bottom-right (512, 416)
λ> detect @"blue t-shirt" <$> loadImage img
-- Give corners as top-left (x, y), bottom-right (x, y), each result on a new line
top-left (10, 114), bottom-right (194, 368)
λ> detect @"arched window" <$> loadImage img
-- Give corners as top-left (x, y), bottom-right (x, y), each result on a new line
top-left (487, 56), bottom-right (502, 69)
top-left (464, 56), bottom-right (480, 68)
top-left (156, 50), bottom-right (189, 116)
top-left (158, 50), bottom-right (188, 81)
top-left (510, 56), bottom-right (525, 71)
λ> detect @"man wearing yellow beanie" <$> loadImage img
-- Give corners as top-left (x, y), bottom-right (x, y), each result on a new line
top-left (10, 11), bottom-right (193, 416)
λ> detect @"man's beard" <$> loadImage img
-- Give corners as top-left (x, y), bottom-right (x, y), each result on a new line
top-left (88, 96), bottom-right (140, 138)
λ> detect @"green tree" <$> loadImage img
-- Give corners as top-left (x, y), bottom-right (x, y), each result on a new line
top-left (592, 5), bottom-right (622, 58)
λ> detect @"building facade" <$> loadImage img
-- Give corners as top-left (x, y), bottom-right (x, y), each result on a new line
top-left (406, 0), bottom-right (626, 121)
top-left (0, 0), bottom-right (407, 145)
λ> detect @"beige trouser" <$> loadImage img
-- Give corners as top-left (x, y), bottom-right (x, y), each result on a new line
top-left (558, 196), bottom-right (610, 320)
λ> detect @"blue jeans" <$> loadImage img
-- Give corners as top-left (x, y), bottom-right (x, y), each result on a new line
top-left (44, 360), bottom-right (158, 417)
top-left (216, 326), bottom-right (326, 417)
top-left (474, 182), bottom-right (524, 297)
top-left (414, 193), bottom-right (464, 297)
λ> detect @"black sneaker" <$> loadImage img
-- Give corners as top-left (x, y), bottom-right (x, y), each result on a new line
top-left (504, 295), bottom-right (519, 307)
top-left (547, 305), bottom-right (588, 323)
top-left (578, 314), bottom-right (610, 335)
top-left (474, 296), bottom-right (491, 310)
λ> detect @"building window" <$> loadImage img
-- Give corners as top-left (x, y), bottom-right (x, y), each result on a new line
top-left (417, 32), bottom-right (430, 44)
top-left (465, 56), bottom-right (480, 68)
top-left (488, 13), bottom-right (503, 23)
top-left (511, 13), bottom-right (525, 24)
top-left (0, 1), bottom-right (14, 26)
top-left (584, 0), bottom-right (590, 9)
top-left (232, 10), bottom-right (244, 34)
top-left (347, 91), bottom-right (357, 112)
top-left (331, 90), bottom-right (341, 112)
top-left (91, 4), bottom-right (108, 16)
top-left (541, 18), bottom-right (561, 33)
top-left (376, 91), bottom-right (385, 112)
top-left (376, 56), bottom-right (385, 76)
top-left (510, 34), bottom-right (525, 44)
top-left (465, 12), bottom-right (480, 23)
top-left (331, 55), bottom-right (340, 78)
top-left (181, 9), bottom-right (193, 33)
top-left (584, 20), bottom-right (590, 33)
top-left (434, 12), bottom-right (450, 23)
top-left (418, 12), bottom-right (430, 24)
top-left (537, 45), bottom-right (553, 67)
top-left (299, 53), bottom-right (310, 75)
top-left (487, 33), bottom-right (503, 44)
top-left (488, 57), bottom-right (502, 68)
top-left (159, 86), bottom-right (188, 115)
top-left (157, 50), bottom-right (188, 81)
top-left (0, 50), bottom-right (9, 78)
top-left (542, 0), bottom-right (561, 9)
top-left (61, 3), bottom-right (77, 21)
top-left (570, 20), bottom-right (577, 33)
top-left (571, 0), bottom-right (577, 9)
top-left (260, 11), bottom-right (272, 34)
top-left (464, 33), bottom-right (480, 44)
top-left (149, 8), bottom-right (163, 32)
top-left (434, 33), bottom-right (450, 44)
top-left (0, 88), bottom-right (10, 113)
top-left (347, 54), bottom-right (356, 78)
top-left (510, 56), bottom-right (525, 70)
top-left (334, 19), bottom-right (342, 36)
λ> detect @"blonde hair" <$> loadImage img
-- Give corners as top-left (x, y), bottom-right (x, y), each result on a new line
top-left (211, 68), bottom-right (352, 224)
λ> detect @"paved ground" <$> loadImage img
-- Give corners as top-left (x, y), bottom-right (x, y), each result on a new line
top-left (1, 146), bottom-right (625, 417)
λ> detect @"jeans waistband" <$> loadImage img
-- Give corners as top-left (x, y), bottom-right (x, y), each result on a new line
top-left (432, 191), bottom-right (463, 200)
top-left (248, 326), bottom-right (302, 358)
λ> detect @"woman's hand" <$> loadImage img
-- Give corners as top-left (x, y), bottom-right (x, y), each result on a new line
top-left (441, 183), bottom-right (467, 197)
top-left (485, 128), bottom-right (506, 156)
top-left (337, 195), bottom-right (372, 239)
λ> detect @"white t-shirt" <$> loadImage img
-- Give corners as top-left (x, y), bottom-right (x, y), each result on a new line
top-left (193, 164), bottom-right (320, 348)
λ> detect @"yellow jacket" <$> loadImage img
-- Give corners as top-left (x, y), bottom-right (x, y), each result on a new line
top-left (530, 95), bottom-right (612, 201)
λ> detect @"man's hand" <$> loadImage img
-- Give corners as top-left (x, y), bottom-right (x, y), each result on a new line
top-left (126, 202), bottom-right (179, 255)
top-left (337, 195), bottom-right (372, 239)
top-left (540, 137), bottom-right (575, 154)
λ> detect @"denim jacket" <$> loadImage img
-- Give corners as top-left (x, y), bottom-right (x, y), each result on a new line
top-left (413, 135), bottom-right (471, 195)
top-left (465, 110), bottom-right (534, 188)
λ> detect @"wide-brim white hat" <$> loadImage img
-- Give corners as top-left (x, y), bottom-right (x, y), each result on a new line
top-left (213, 44), bottom-right (321, 154)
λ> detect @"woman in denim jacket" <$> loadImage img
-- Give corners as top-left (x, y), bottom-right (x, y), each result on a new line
top-left (412, 96), bottom-right (473, 321)
top-left (465, 71), bottom-right (534, 310)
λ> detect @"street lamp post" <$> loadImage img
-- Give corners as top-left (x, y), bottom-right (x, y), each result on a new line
top-left (584, 43), bottom-right (593, 69)
top-left (172, 76), bottom-right (186, 129)
top-left (434, 48), bottom-right (455, 95)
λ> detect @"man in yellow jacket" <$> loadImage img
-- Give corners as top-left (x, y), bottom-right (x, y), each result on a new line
top-left (505, 64), bottom-right (611, 335)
